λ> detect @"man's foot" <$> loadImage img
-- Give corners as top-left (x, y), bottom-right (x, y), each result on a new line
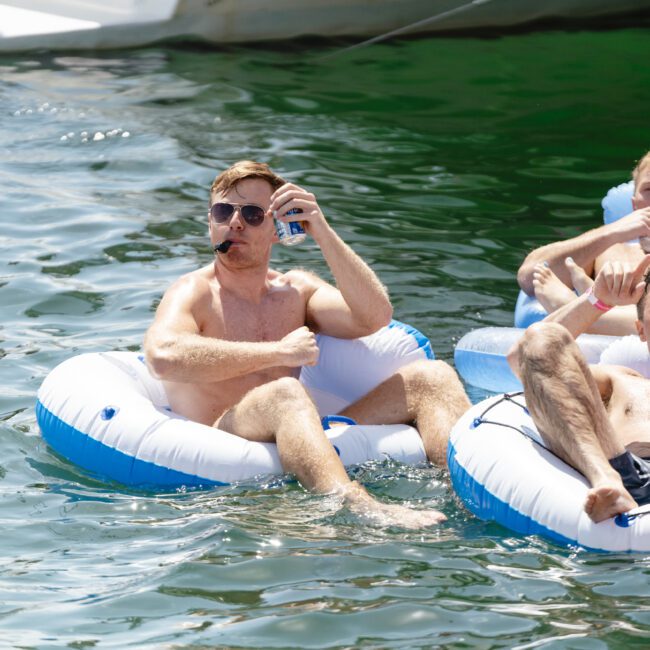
top-left (340, 482), bottom-right (446, 529)
top-left (565, 256), bottom-right (593, 295)
top-left (584, 484), bottom-right (637, 523)
top-left (532, 263), bottom-right (575, 312)
top-left (363, 499), bottom-right (447, 529)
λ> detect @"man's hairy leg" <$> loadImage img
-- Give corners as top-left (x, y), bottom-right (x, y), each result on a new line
top-left (216, 376), bottom-right (446, 528)
top-left (216, 377), bottom-right (350, 492)
top-left (518, 322), bottom-right (636, 522)
top-left (339, 360), bottom-right (471, 467)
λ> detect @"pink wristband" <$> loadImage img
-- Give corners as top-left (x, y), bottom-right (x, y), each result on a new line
top-left (585, 287), bottom-right (612, 312)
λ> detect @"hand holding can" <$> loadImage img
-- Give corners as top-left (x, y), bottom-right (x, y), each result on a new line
top-left (275, 208), bottom-right (306, 246)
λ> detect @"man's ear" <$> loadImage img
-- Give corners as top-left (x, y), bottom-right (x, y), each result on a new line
top-left (636, 319), bottom-right (646, 342)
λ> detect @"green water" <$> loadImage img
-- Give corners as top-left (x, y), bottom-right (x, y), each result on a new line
top-left (2, 26), bottom-right (650, 648)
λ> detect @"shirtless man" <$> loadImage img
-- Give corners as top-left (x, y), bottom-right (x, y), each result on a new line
top-left (517, 151), bottom-right (650, 335)
top-left (144, 161), bottom-right (470, 528)
top-left (508, 254), bottom-right (650, 522)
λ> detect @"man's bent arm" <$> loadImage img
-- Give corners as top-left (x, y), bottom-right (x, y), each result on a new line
top-left (270, 183), bottom-right (392, 338)
top-left (308, 222), bottom-right (392, 337)
top-left (548, 254), bottom-right (650, 339)
top-left (518, 226), bottom-right (620, 295)
top-left (506, 295), bottom-right (603, 379)
top-left (145, 330), bottom-right (295, 382)
top-left (539, 294), bottom-right (604, 339)
top-left (144, 275), bottom-right (317, 382)
top-left (517, 207), bottom-right (650, 295)
top-left (509, 255), bottom-right (650, 376)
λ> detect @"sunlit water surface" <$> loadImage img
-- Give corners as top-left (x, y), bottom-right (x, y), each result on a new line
top-left (1, 27), bottom-right (650, 648)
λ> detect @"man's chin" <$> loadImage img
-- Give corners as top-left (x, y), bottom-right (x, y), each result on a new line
top-left (220, 251), bottom-right (265, 270)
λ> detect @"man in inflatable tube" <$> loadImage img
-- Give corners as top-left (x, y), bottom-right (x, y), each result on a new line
top-left (508, 254), bottom-right (650, 523)
top-left (516, 151), bottom-right (650, 335)
top-left (144, 161), bottom-right (470, 528)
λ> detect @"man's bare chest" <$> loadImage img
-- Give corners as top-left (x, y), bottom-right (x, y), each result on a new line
top-left (608, 376), bottom-right (650, 444)
top-left (596, 244), bottom-right (644, 273)
top-left (201, 289), bottom-right (307, 342)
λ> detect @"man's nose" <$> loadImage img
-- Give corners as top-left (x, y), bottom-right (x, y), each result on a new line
top-left (229, 206), bottom-right (245, 229)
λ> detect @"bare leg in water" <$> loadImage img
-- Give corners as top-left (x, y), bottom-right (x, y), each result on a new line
top-left (516, 322), bottom-right (637, 522)
top-left (339, 359), bottom-right (471, 467)
top-left (215, 376), bottom-right (449, 529)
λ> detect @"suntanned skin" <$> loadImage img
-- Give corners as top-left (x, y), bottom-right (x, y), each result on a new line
top-left (146, 178), bottom-right (394, 425)
top-left (531, 257), bottom-right (639, 336)
top-left (144, 171), bottom-right (470, 528)
top-left (517, 166), bottom-right (650, 337)
top-left (152, 264), bottom-right (322, 425)
top-left (509, 254), bottom-right (650, 522)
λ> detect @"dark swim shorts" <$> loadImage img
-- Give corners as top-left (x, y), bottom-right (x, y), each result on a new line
top-left (609, 451), bottom-right (650, 506)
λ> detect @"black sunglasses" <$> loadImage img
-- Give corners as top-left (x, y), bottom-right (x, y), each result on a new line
top-left (210, 202), bottom-right (266, 227)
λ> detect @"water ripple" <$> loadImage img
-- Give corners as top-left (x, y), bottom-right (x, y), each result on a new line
top-left (0, 28), bottom-right (649, 648)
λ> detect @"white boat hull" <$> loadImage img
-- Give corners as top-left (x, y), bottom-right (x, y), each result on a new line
top-left (1, 0), bottom-right (649, 52)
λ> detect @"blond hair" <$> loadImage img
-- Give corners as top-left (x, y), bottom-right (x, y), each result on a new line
top-left (210, 161), bottom-right (285, 205)
top-left (632, 151), bottom-right (650, 185)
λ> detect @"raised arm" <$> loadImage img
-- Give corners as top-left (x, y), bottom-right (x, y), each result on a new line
top-left (547, 255), bottom-right (650, 336)
top-left (517, 206), bottom-right (650, 295)
top-left (270, 184), bottom-right (392, 338)
top-left (144, 273), bottom-right (318, 382)
top-left (508, 255), bottom-right (650, 377)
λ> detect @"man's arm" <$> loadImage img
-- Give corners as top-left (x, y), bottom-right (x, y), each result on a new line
top-left (270, 184), bottom-right (392, 338)
top-left (144, 273), bottom-right (318, 382)
top-left (517, 207), bottom-right (650, 295)
top-left (508, 255), bottom-right (650, 379)
top-left (545, 254), bottom-right (650, 337)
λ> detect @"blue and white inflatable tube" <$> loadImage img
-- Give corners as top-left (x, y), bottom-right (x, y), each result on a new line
top-left (36, 320), bottom-right (432, 489)
top-left (603, 180), bottom-right (636, 225)
top-left (454, 327), bottom-right (631, 393)
top-left (513, 291), bottom-right (548, 329)
top-left (514, 181), bottom-right (635, 328)
top-left (448, 393), bottom-right (650, 552)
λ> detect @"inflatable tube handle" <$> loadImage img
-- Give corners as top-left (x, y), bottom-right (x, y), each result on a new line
top-left (321, 415), bottom-right (357, 430)
top-left (614, 503), bottom-right (650, 527)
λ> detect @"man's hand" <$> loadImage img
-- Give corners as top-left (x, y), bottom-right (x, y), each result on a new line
top-left (279, 326), bottom-right (319, 367)
top-left (610, 207), bottom-right (650, 243)
top-left (268, 183), bottom-right (328, 240)
top-left (592, 254), bottom-right (650, 307)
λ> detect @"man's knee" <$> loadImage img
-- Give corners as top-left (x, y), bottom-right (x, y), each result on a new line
top-left (218, 377), bottom-right (315, 440)
top-left (401, 359), bottom-right (465, 395)
top-left (521, 322), bottom-right (573, 361)
top-left (397, 360), bottom-right (469, 425)
top-left (264, 376), bottom-right (314, 409)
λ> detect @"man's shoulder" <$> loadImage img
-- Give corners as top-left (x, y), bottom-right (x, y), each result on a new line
top-left (165, 265), bottom-right (215, 298)
top-left (272, 267), bottom-right (324, 288)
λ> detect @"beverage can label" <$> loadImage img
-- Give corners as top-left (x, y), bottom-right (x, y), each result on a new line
top-left (275, 208), bottom-right (306, 246)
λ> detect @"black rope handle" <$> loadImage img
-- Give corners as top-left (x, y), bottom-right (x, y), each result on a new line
top-left (470, 392), bottom-right (650, 525)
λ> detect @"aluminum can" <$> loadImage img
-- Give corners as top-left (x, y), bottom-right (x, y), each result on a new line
top-left (275, 209), bottom-right (306, 246)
